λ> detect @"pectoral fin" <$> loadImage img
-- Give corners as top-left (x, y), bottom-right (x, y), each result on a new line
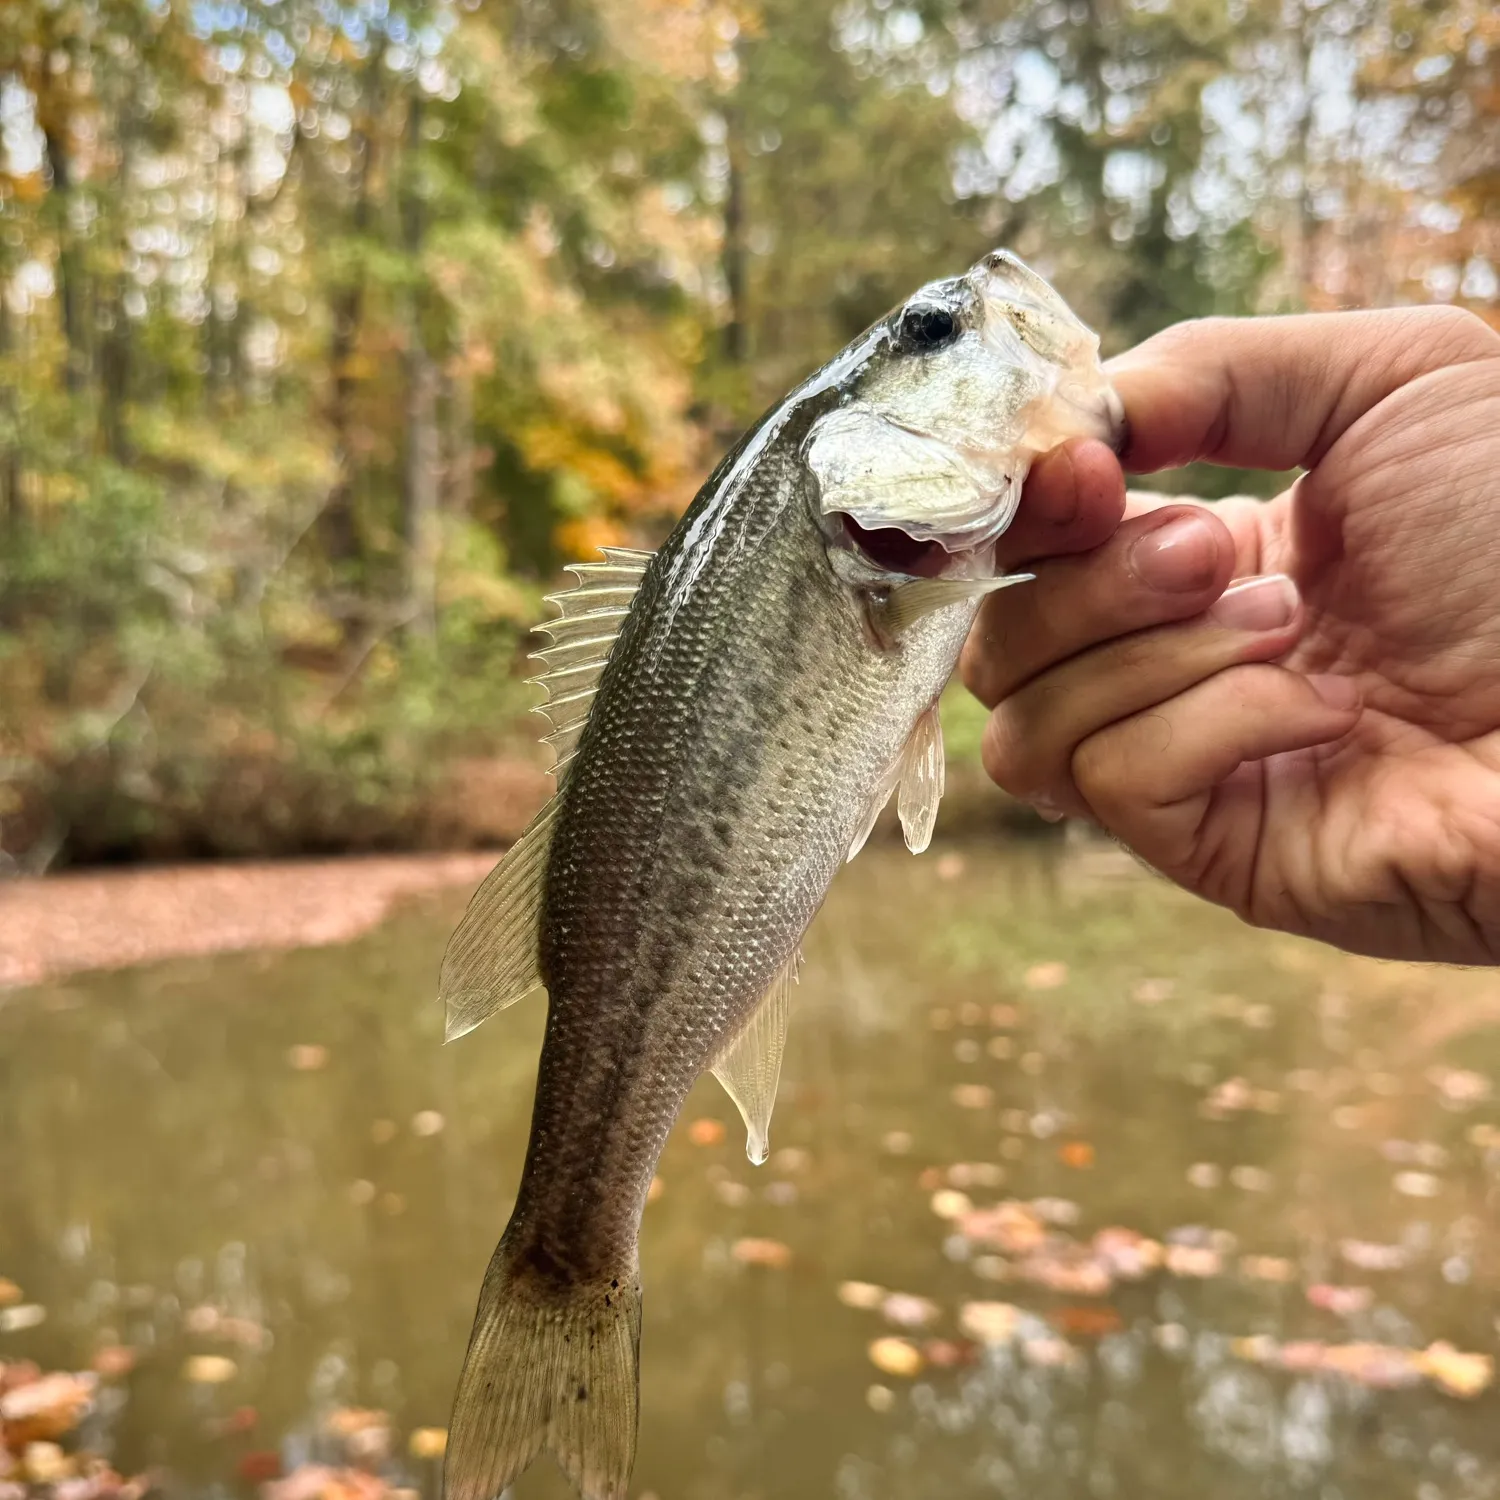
top-left (881, 572), bottom-right (1033, 637)
top-left (897, 701), bottom-right (945, 854)
top-left (711, 948), bottom-right (802, 1165)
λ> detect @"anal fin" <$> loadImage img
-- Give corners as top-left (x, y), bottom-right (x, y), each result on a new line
top-left (711, 947), bottom-right (802, 1165)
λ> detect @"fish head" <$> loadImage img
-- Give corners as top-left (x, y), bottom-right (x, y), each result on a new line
top-left (806, 249), bottom-right (1124, 581)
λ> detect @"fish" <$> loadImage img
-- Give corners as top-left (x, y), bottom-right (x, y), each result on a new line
top-left (438, 248), bottom-right (1123, 1500)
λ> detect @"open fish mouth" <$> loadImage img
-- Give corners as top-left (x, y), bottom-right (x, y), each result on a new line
top-left (837, 514), bottom-right (995, 579)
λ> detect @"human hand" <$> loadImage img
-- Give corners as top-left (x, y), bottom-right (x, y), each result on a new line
top-left (962, 307), bottom-right (1500, 963)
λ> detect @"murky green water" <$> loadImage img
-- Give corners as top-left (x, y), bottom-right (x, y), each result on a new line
top-left (4, 838), bottom-right (1500, 1500)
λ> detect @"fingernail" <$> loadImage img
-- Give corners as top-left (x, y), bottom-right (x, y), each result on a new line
top-left (1029, 796), bottom-right (1067, 824)
top-left (1208, 574), bottom-right (1299, 632)
top-left (1308, 673), bottom-right (1360, 711)
top-left (1130, 515), bottom-right (1219, 592)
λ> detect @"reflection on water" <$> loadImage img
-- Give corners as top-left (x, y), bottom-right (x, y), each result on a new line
top-left (3, 839), bottom-right (1500, 1500)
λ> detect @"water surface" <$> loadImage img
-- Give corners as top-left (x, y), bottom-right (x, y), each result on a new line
top-left (3, 838), bottom-right (1499, 1499)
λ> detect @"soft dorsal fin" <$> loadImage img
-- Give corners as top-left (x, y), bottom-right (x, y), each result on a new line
top-left (440, 800), bottom-right (560, 1041)
top-left (439, 547), bottom-right (652, 1042)
top-left (711, 947), bottom-right (802, 1165)
top-left (897, 700), bottom-right (944, 854)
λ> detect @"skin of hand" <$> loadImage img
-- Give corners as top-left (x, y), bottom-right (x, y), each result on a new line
top-left (962, 305), bottom-right (1500, 964)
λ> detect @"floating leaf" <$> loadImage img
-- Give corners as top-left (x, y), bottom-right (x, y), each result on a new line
top-left (1393, 1171), bottom-right (1440, 1198)
top-left (880, 1293), bottom-right (940, 1330)
top-left (1023, 962), bottom-right (1068, 990)
top-left (1164, 1245), bottom-right (1222, 1278)
top-left (1416, 1343), bottom-right (1494, 1398)
top-left (958, 1301), bottom-right (1020, 1346)
top-left (1307, 1283), bottom-right (1374, 1315)
top-left (1055, 1306), bottom-right (1123, 1338)
top-left (837, 1281), bottom-right (886, 1311)
top-left (92, 1346), bottom-right (137, 1379)
top-left (929, 1189), bottom-right (973, 1220)
top-left (183, 1356), bottom-right (238, 1384)
top-left (0, 1279), bottom-right (20, 1308)
top-left (959, 1202), bottom-right (1047, 1255)
top-left (1340, 1239), bottom-right (1407, 1272)
top-left (1240, 1256), bottom-right (1297, 1284)
top-left (731, 1238), bottom-right (792, 1270)
top-left (867, 1338), bottom-right (924, 1377)
top-left (1229, 1165), bottom-right (1272, 1192)
top-left (922, 1338), bottom-right (979, 1368)
top-left (0, 1304), bottom-right (46, 1332)
top-left (1092, 1228), bottom-right (1163, 1280)
top-left (409, 1428), bottom-right (448, 1459)
top-left (0, 1372), bottom-right (96, 1441)
top-left (946, 1162), bottom-right (1004, 1189)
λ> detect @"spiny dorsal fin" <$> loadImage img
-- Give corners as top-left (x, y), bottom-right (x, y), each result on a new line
top-left (529, 547), bottom-right (654, 773)
top-left (440, 547), bottom-right (653, 1044)
top-left (897, 700), bottom-right (944, 854)
top-left (711, 947), bottom-right (802, 1165)
top-left (881, 571), bottom-right (1034, 637)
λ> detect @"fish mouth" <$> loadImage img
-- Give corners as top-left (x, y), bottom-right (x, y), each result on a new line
top-left (837, 514), bottom-right (993, 580)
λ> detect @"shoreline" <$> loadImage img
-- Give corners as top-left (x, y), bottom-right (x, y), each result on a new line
top-left (0, 850), bottom-right (499, 992)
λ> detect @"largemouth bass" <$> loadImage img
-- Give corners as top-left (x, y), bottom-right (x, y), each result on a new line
top-left (439, 249), bottom-right (1123, 1500)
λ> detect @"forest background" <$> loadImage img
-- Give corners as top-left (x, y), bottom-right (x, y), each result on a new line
top-left (0, 0), bottom-right (1495, 869)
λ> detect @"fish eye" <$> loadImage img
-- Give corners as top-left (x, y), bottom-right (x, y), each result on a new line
top-left (898, 303), bottom-right (957, 350)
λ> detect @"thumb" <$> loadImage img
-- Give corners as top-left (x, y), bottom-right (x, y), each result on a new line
top-left (1070, 664), bottom-right (1361, 901)
top-left (1109, 308), bottom-right (1500, 475)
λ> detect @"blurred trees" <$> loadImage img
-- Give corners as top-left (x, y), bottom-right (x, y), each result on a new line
top-left (0, 0), bottom-right (1494, 866)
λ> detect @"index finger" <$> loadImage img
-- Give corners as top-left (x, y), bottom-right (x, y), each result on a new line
top-left (1110, 307), bottom-right (1500, 475)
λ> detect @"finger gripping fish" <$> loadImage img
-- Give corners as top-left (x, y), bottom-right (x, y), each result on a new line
top-left (439, 250), bottom-right (1122, 1500)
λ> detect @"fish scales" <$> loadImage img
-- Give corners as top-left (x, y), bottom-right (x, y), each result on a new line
top-left (523, 442), bottom-right (974, 1279)
top-left (439, 249), bottom-right (1124, 1500)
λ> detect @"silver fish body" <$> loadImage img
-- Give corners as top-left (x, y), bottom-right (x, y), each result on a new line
top-left (440, 250), bottom-right (1122, 1500)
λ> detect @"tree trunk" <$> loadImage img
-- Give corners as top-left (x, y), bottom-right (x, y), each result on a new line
top-left (721, 102), bottom-right (750, 366)
top-left (0, 291), bottom-right (21, 541)
top-left (401, 95), bottom-right (438, 640)
top-left (322, 57), bottom-right (383, 568)
top-left (42, 125), bottom-right (88, 395)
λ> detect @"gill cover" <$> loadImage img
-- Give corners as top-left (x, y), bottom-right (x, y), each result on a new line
top-left (807, 249), bottom-right (1122, 555)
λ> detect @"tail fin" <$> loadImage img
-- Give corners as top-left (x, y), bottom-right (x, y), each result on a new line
top-left (445, 1240), bottom-right (642, 1500)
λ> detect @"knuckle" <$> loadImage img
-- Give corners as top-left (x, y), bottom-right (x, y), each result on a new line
top-left (981, 706), bottom-right (1044, 797)
top-left (1413, 303), bottom-right (1500, 362)
top-left (1070, 731), bottom-right (1127, 810)
top-left (959, 634), bottom-right (996, 706)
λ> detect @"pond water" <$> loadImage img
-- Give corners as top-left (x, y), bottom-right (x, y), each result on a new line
top-left (3, 837), bottom-right (1500, 1500)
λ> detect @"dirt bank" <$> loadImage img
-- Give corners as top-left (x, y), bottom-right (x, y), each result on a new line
top-left (0, 851), bottom-right (497, 991)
